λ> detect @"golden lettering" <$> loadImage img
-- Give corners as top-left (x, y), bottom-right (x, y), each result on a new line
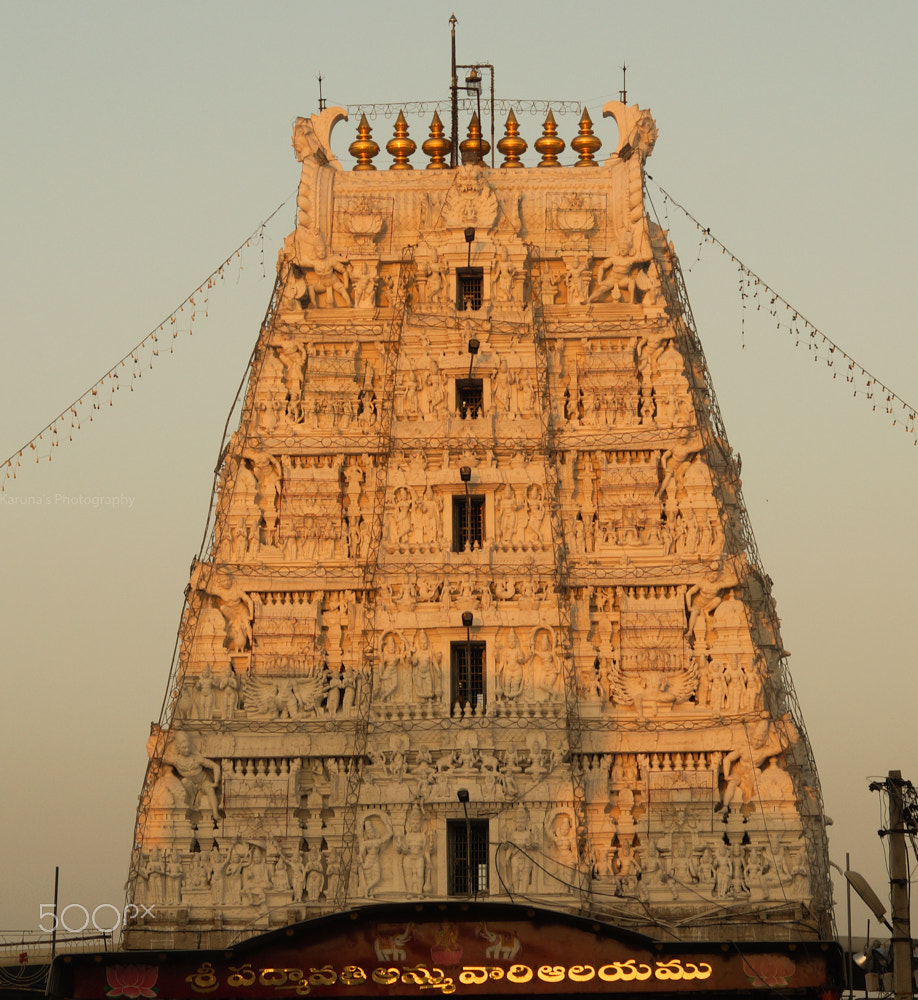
top-left (458, 966), bottom-right (504, 986)
top-left (371, 968), bottom-right (400, 986)
top-left (307, 967), bottom-right (337, 987)
top-left (257, 968), bottom-right (304, 988)
top-left (401, 966), bottom-right (431, 985)
top-left (396, 966), bottom-right (456, 994)
top-left (681, 961), bottom-right (713, 981)
top-left (340, 967), bottom-right (367, 987)
top-left (259, 969), bottom-right (289, 987)
top-left (506, 965), bottom-right (533, 984)
top-left (598, 960), bottom-right (651, 982)
top-left (568, 965), bottom-right (596, 983)
top-left (186, 963), bottom-right (219, 993)
top-left (537, 965), bottom-right (566, 983)
top-left (227, 965), bottom-right (257, 988)
top-left (654, 960), bottom-right (685, 981)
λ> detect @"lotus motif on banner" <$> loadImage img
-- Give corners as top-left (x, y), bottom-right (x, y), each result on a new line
top-left (105, 964), bottom-right (159, 998)
top-left (742, 954), bottom-right (796, 987)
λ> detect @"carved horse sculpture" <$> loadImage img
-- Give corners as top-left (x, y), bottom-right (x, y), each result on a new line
top-left (475, 922), bottom-right (521, 961)
top-left (374, 922), bottom-right (416, 962)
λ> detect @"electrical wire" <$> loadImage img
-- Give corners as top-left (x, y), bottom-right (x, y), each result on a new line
top-left (645, 178), bottom-right (918, 446)
top-left (0, 194), bottom-right (294, 490)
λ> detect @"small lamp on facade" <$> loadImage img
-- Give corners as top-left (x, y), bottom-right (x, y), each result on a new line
top-left (467, 338), bottom-right (480, 378)
top-left (464, 226), bottom-right (475, 268)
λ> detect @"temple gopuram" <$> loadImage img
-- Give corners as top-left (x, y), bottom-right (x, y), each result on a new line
top-left (50, 53), bottom-right (842, 1000)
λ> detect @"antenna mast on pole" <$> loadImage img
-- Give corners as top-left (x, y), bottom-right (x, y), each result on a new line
top-left (450, 14), bottom-right (459, 168)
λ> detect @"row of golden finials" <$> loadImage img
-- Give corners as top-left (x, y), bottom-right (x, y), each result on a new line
top-left (348, 108), bottom-right (604, 170)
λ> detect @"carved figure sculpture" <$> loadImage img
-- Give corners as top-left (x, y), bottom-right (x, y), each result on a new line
top-left (271, 855), bottom-right (290, 892)
top-left (685, 565), bottom-right (739, 637)
top-left (717, 715), bottom-right (799, 812)
top-left (190, 563), bottom-right (254, 653)
top-left (713, 842), bottom-right (733, 898)
top-left (411, 630), bottom-right (441, 703)
top-left (359, 812), bottom-right (393, 898)
top-left (505, 808), bottom-right (537, 893)
top-left (588, 234), bottom-right (655, 304)
top-left (352, 260), bottom-right (378, 308)
top-left (656, 426), bottom-right (705, 500)
top-left (302, 239), bottom-right (352, 308)
top-left (564, 252), bottom-right (591, 305)
top-left (757, 755), bottom-right (797, 805)
top-left (532, 629), bottom-right (562, 701)
top-left (497, 629), bottom-right (526, 700)
top-left (396, 807), bottom-right (431, 897)
top-left (442, 165), bottom-right (499, 230)
top-left (275, 335), bottom-right (307, 421)
top-left (493, 246), bottom-right (519, 303)
top-left (379, 633), bottom-right (401, 702)
top-left (546, 810), bottom-right (579, 879)
top-left (304, 842), bottom-right (326, 901)
top-left (421, 249), bottom-right (448, 305)
top-left (242, 447), bottom-right (283, 544)
top-left (195, 666), bottom-right (218, 720)
top-left (162, 731), bottom-right (221, 824)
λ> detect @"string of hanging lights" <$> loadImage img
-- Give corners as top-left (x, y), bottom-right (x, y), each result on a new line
top-left (647, 178), bottom-right (918, 445)
top-left (0, 195), bottom-right (293, 491)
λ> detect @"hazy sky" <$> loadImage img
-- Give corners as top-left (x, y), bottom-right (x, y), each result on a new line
top-left (1, 1), bottom-right (916, 941)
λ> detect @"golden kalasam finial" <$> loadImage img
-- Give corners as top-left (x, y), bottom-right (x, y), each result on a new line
top-left (387, 110), bottom-right (416, 170)
top-left (349, 114), bottom-right (379, 171)
top-left (497, 109), bottom-right (527, 168)
top-left (571, 107), bottom-right (601, 167)
top-left (422, 111), bottom-right (451, 169)
top-left (459, 111), bottom-right (491, 165)
top-left (535, 109), bottom-right (565, 168)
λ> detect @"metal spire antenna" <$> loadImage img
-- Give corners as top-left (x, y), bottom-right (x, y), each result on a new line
top-left (317, 73), bottom-right (326, 112)
top-left (619, 62), bottom-right (628, 103)
top-left (449, 14), bottom-right (459, 168)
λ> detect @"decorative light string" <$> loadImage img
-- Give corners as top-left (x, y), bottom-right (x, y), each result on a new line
top-left (647, 178), bottom-right (918, 444)
top-left (0, 195), bottom-right (293, 491)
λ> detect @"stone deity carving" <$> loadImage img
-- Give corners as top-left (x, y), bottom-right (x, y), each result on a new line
top-left (190, 563), bottom-right (254, 653)
top-left (162, 731), bottom-right (222, 824)
top-left (497, 629), bottom-right (527, 700)
top-left (411, 631), bottom-right (441, 703)
top-left (546, 809), bottom-right (579, 881)
top-left (304, 842), bottom-right (326, 901)
top-left (717, 715), bottom-right (799, 812)
top-left (505, 808), bottom-right (538, 893)
top-left (396, 807), bottom-right (432, 897)
top-left (359, 812), bottom-right (393, 898)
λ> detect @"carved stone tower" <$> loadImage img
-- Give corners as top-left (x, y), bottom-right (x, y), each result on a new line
top-left (124, 99), bottom-right (832, 950)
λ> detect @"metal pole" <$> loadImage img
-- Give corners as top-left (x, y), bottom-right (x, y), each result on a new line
top-left (461, 796), bottom-right (473, 896)
top-left (887, 771), bottom-right (912, 1000)
top-left (489, 67), bottom-right (495, 167)
top-left (449, 15), bottom-right (458, 169)
top-left (845, 851), bottom-right (853, 1000)
top-left (50, 866), bottom-right (59, 963)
